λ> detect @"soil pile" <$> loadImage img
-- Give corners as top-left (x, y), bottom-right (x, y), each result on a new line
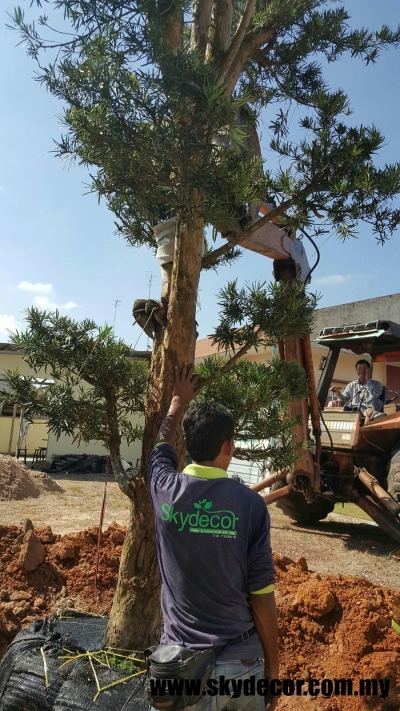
top-left (0, 522), bottom-right (125, 660)
top-left (0, 525), bottom-right (399, 709)
top-left (0, 455), bottom-right (63, 500)
top-left (275, 554), bottom-right (400, 709)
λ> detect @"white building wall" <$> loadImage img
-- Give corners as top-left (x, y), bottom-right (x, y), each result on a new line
top-left (46, 427), bottom-right (143, 466)
top-left (311, 293), bottom-right (400, 340)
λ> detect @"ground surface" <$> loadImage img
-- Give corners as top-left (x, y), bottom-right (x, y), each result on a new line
top-left (0, 471), bottom-right (130, 534)
top-left (1, 472), bottom-right (399, 590)
top-left (0, 473), bottom-right (400, 710)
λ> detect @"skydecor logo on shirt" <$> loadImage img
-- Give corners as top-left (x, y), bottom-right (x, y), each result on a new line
top-left (160, 499), bottom-right (239, 537)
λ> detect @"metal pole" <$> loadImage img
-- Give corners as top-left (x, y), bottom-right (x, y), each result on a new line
top-left (261, 485), bottom-right (291, 505)
top-left (357, 468), bottom-right (400, 522)
top-left (251, 468), bottom-right (290, 493)
top-left (15, 406), bottom-right (25, 458)
top-left (351, 491), bottom-right (400, 545)
top-left (7, 404), bottom-right (18, 455)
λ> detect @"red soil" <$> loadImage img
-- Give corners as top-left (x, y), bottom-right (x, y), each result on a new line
top-left (0, 526), bottom-right (399, 710)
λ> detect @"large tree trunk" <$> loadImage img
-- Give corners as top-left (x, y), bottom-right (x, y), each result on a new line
top-left (107, 206), bottom-right (205, 650)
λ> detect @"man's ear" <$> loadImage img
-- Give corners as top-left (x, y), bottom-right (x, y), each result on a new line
top-left (222, 438), bottom-right (235, 456)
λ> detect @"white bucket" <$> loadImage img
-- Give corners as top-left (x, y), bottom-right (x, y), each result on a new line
top-left (153, 218), bottom-right (177, 266)
top-left (153, 217), bottom-right (207, 267)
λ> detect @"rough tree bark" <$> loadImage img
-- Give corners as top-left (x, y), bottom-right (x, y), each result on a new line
top-left (107, 0), bottom-right (282, 651)
top-left (106, 385), bottom-right (122, 457)
top-left (107, 204), bottom-right (205, 649)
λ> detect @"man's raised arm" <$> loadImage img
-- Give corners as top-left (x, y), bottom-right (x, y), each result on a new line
top-left (155, 363), bottom-right (199, 446)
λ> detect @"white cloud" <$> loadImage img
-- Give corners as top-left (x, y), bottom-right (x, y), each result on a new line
top-left (314, 274), bottom-right (351, 286)
top-left (33, 296), bottom-right (79, 311)
top-left (18, 281), bottom-right (53, 294)
top-left (0, 186), bottom-right (4, 192)
top-left (0, 314), bottom-right (17, 339)
top-left (34, 295), bottom-right (58, 310)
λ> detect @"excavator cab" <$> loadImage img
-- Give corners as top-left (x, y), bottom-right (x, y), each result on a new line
top-left (269, 319), bottom-right (400, 544)
top-left (234, 212), bottom-right (400, 542)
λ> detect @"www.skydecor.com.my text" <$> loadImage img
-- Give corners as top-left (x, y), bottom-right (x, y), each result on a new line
top-left (150, 676), bottom-right (391, 699)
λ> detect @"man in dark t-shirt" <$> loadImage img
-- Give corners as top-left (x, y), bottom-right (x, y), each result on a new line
top-left (148, 364), bottom-right (279, 711)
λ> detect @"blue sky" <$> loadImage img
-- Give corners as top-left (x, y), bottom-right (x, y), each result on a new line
top-left (1, 0), bottom-right (399, 347)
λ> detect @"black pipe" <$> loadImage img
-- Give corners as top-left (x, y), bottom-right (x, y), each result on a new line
top-left (316, 348), bottom-right (340, 408)
top-left (351, 490), bottom-right (400, 545)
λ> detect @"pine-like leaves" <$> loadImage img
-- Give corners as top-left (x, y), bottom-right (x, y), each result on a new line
top-left (195, 357), bottom-right (309, 472)
top-left (10, 0), bottom-right (400, 249)
top-left (2, 309), bottom-right (149, 454)
top-left (211, 280), bottom-right (318, 352)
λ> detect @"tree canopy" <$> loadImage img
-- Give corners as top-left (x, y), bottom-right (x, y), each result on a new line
top-left (1, 308), bottom-right (149, 456)
top-left (11, 0), bottom-right (400, 257)
top-left (9, 0), bottom-right (400, 650)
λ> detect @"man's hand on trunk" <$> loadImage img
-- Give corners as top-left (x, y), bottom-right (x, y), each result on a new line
top-left (154, 363), bottom-right (199, 446)
top-left (172, 363), bottom-right (199, 406)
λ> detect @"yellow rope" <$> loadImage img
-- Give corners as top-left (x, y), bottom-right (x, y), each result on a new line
top-left (40, 647), bottom-right (49, 689)
top-left (93, 669), bottom-right (146, 703)
top-left (105, 646), bottom-right (144, 655)
top-left (88, 656), bottom-right (101, 695)
top-left (57, 647), bottom-right (146, 702)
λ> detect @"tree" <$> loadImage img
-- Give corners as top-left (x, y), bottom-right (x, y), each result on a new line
top-left (11, 0), bottom-right (400, 649)
top-left (1, 308), bottom-right (149, 461)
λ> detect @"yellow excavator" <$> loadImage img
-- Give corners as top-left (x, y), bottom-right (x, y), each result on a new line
top-left (231, 206), bottom-right (400, 544)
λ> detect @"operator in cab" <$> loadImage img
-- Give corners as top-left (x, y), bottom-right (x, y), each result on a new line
top-left (329, 359), bottom-right (385, 425)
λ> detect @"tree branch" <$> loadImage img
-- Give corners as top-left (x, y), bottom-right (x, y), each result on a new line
top-left (158, 0), bottom-right (184, 54)
top-left (201, 200), bottom-right (293, 268)
top-left (207, 0), bottom-right (234, 62)
top-left (190, 0), bottom-right (213, 58)
top-left (245, 22), bottom-right (277, 49)
top-left (223, 28), bottom-right (275, 94)
top-left (197, 342), bottom-right (252, 388)
top-left (251, 49), bottom-right (323, 110)
top-left (217, 0), bottom-right (257, 83)
top-left (233, 445), bottom-right (274, 460)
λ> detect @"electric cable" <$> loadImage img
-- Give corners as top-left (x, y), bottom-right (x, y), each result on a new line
top-left (132, 307), bottom-right (156, 349)
top-left (300, 228), bottom-right (320, 283)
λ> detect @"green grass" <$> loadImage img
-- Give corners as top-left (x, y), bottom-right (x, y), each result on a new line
top-left (334, 502), bottom-right (372, 521)
top-left (96, 652), bottom-right (139, 673)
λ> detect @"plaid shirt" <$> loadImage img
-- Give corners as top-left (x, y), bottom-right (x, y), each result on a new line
top-left (339, 379), bottom-right (384, 413)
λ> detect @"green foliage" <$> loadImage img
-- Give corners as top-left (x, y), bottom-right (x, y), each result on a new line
top-left (1, 308), bottom-right (148, 455)
top-left (195, 356), bottom-right (309, 471)
top-left (211, 280), bottom-right (318, 352)
top-left (95, 652), bottom-right (139, 673)
top-left (7, 0), bottom-right (400, 468)
top-left (267, 93), bottom-right (400, 242)
top-left (9, 0), bottom-right (400, 254)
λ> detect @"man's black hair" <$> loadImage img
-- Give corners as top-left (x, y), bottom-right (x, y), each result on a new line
top-left (183, 402), bottom-right (234, 463)
top-left (355, 359), bottom-right (371, 369)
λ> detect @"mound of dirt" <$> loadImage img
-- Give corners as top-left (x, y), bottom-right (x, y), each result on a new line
top-left (0, 525), bottom-right (399, 709)
top-left (0, 455), bottom-right (63, 500)
top-left (274, 554), bottom-right (400, 709)
top-left (0, 521), bottom-right (125, 660)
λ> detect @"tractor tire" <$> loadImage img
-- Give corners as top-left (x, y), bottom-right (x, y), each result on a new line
top-left (271, 479), bottom-right (334, 524)
top-left (387, 444), bottom-right (400, 503)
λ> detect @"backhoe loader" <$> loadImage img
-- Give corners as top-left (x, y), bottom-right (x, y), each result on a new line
top-left (231, 208), bottom-right (400, 544)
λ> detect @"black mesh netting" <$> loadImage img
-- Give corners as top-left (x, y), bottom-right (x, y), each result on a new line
top-left (0, 611), bottom-right (150, 711)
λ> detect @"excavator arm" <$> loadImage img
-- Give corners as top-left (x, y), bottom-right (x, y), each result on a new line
top-left (227, 204), bottom-right (321, 496)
